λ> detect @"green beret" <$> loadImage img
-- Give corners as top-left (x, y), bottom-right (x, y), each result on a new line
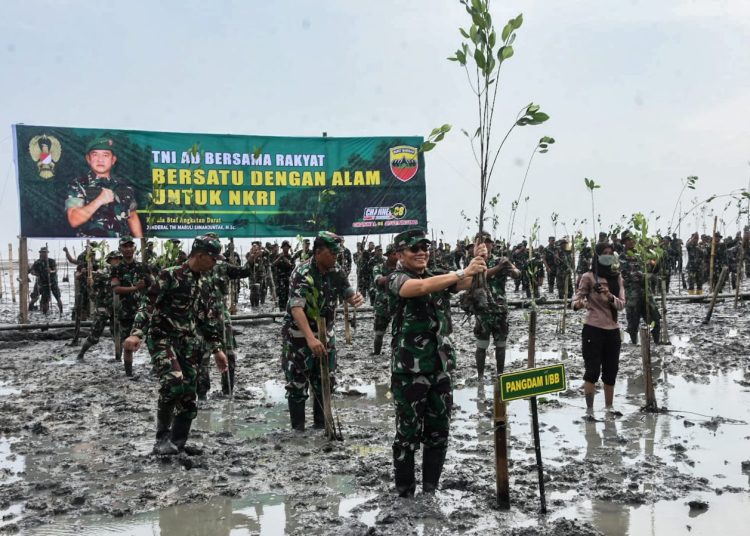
top-left (191, 234), bottom-right (224, 260)
top-left (314, 231), bottom-right (343, 254)
top-left (86, 137), bottom-right (116, 154)
top-left (393, 228), bottom-right (429, 250)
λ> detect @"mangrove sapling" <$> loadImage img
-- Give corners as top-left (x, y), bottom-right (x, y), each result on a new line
top-left (507, 137), bottom-right (555, 243)
top-left (668, 176), bottom-right (698, 234)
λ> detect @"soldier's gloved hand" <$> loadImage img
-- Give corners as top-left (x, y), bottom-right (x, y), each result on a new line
top-left (213, 350), bottom-right (228, 373)
top-left (124, 335), bottom-right (141, 351)
top-left (306, 336), bottom-right (327, 359)
top-left (96, 188), bottom-right (115, 206)
top-left (347, 292), bottom-right (365, 308)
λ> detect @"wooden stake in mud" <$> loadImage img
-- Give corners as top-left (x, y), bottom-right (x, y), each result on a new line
top-left (0, 250), bottom-right (4, 301)
top-left (526, 308), bottom-right (547, 513)
top-left (8, 244), bottom-right (16, 304)
top-left (734, 240), bottom-right (744, 309)
top-left (559, 276), bottom-right (569, 333)
top-left (317, 317), bottom-right (342, 440)
top-left (702, 266), bottom-right (728, 325)
top-left (343, 302), bottom-right (352, 344)
top-left (659, 277), bottom-right (669, 344)
top-left (113, 292), bottom-right (122, 361)
top-left (493, 384), bottom-right (510, 509)
top-left (639, 326), bottom-right (658, 411)
top-left (709, 216), bottom-right (718, 292)
top-left (86, 240), bottom-right (95, 317)
top-left (19, 238), bottom-right (29, 324)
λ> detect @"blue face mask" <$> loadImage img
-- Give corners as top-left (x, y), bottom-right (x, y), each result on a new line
top-left (598, 254), bottom-right (616, 267)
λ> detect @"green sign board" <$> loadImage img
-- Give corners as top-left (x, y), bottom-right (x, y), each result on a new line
top-left (499, 364), bottom-right (566, 402)
top-left (12, 124), bottom-right (427, 239)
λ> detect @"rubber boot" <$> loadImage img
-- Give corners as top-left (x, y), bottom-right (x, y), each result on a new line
top-left (57, 300), bottom-right (64, 315)
top-left (77, 340), bottom-right (93, 361)
top-left (651, 327), bottom-right (660, 345)
top-left (124, 359), bottom-right (133, 377)
top-left (171, 415), bottom-right (201, 454)
top-left (394, 453), bottom-right (416, 498)
top-left (629, 331), bottom-right (638, 345)
top-left (312, 396), bottom-right (325, 429)
top-left (221, 354), bottom-right (236, 395)
top-left (288, 399), bottom-right (306, 431)
top-left (153, 404), bottom-right (179, 455)
top-left (422, 447), bottom-right (447, 494)
top-left (474, 348), bottom-right (486, 379)
top-left (373, 333), bottom-right (384, 355)
top-left (495, 346), bottom-right (507, 375)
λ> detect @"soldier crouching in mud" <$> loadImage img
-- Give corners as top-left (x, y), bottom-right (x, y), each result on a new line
top-left (124, 235), bottom-right (228, 456)
top-left (281, 232), bottom-right (364, 431)
top-left (387, 228), bottom-right (487, 497)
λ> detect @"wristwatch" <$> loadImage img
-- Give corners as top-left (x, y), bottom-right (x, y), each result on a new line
top-left (454, 269), bottom-right (466, 280)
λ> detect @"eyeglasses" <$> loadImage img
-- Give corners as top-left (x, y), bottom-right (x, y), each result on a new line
top-left (407, 243), bottom-right (429, 253)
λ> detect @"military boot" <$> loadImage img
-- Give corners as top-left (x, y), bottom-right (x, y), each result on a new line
top-left (373, 333), bottom-right (384, 355)
top-left (288, 399), bottom-right (306, 431)
top-left (312, 396), bottom-right (325, 429)
top-left (124, 359), bottom-right (133, 377)
top-left (76, 340), bottom-right (94, 361)
top-left (475, 348), bottom-right (487, 379)
top-left (629, 331), bottom-right (638, 345)
top-left (221, 356), bottom-right (236, 395)
top-left (171, 415), bottom-right (201, 454)
top-left (422, 447), bottom-right (448, 494)
top-left (394, 453), bottom-right (416, 498)
top-left (153, 404), bottom-right (178, 456)
top-left (495, 346), bottom-right (507, 375)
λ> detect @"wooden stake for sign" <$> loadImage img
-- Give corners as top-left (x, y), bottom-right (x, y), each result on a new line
top-left (709, 216), bottom-right (718, 292)
top-left (343, 302), bottom-right (352, 344)
top-left (8, 244), bottom-right (16, 304)
top-left (659, 278), bottom-right (669, 344)
top-left (639, 326), bottom-right (658, 411)
top-left (526, 308), bottom-right (547, 512)
top-left (18, 238), bottom-right (29, 324)
top-left (493, 386), bottom-right (510, 509)
top-left (703, 266), bottom-right (728, 324)
top-left (317, 318), bottom-right (341, 440)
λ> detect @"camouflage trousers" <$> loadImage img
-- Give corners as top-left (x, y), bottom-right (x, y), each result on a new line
top-left (687, 269), bottom-right (704, 291)
top-left (373, 297), bottom-right (392, 335)
top-left (147, 331), bottom-right (199, 420)
top-left (546, 268), bottom-right (557, 292)
top-left (281, 327), bottom-right (337, 404)
top-left (84, 307), bottom-right (113, 346)
top-left (473, 308), bottom-right (509, 350)
top-left (30, 280), bottom-right (61, 303)
top-left (117, 316), bottom-right (134, 345)
top-left (556, 271), bottom-right (573, 299)
top-left (625, 298), bottom-right (661, 340)
top-left (391, 371), bottom-right (452, 462)
top-left (276, 282), bottom-right (289, 311)
top-left (194, 322), bottom-right (236, 397)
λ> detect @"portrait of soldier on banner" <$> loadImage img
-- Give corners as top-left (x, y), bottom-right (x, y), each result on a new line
top-left (65, 136), bottom-right (143, 238)
top-left (28, 134), bottom-right (62, 179)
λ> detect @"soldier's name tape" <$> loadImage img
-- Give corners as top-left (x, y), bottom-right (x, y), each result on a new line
top-left (499, 364), bottom-right (566, 402)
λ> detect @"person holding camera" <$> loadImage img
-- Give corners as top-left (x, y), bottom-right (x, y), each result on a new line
top-left (572, 242), bottom-right (625, 413)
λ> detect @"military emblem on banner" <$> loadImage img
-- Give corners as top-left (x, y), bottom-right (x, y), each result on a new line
top-left (389, 145), bottom-right (418, 182)
top-left (28, 134), bottom-right (62, 179)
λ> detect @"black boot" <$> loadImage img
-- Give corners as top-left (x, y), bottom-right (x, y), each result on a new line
top-left (171, 415), bottom-right (201, 454)
top-left (475, 348), bottom-right (487, 379)
top-left (312, 396), bottom-right (325, 429)
top-left (629, 331), bottom-right (638, 345)
top-left (373, 333), bottom-right (384, 355)
top-left (77, 340), bottom-right (93, 360)
top-left (153, 404), bottom-right (178, 455)
top-left (124, 360), bottom-right (133, 377)
top-left (394, 453), bottom-right (416, 498)
top-left (422, 447), bottom-right (447, 493)
top-left (221, 355), bottom-right (236, 395)
top-left (288, 399), bottom-right (306, 431)
top-left (495, 346), bottom-right (506, 375)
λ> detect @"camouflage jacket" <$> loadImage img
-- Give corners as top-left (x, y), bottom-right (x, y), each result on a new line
top-left (204, 261), bottom-right (253, 322)
top-left (273, 253), bottom-right (295, 282)
top-left (30, 258), bottom-right (57, 285)
top-left (554, 249), bottom-right (574, 274)
top-left (131, 263), bottom-right (223, 351)
top-left (388, 268), bottom-right (457, 374)
top-left (245, 253), bottom-right (269, 284)
top-left (577, 247), bottom-right (592, 275)
top-left (487, 256), bottom-right (512, 308)
top-left (544, 246), bottom-right (556, 270)
top-left (283, 258), bottom-right (353, 342)
top-left (111, 260), bottom-right (149, 320)
top-left (65, 172), bottom-right (137, 237)
top-left (686, 242), bottom-right (706, 272)
top-left (619, 250), bottom-right (652, 302)
top-left (93, 267), bottom-right (113, 309)
top-left (373, 261), bottom-right (397, 317)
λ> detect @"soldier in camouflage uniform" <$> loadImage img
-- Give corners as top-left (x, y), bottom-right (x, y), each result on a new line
top-left (124, 235), bottom-right (228, 456)
top-left (29, 247), bottom-right (63, 314)
top-left (387, 228), bottom-right (487, 497)
top-left (710, 232), bottom-right (728, 291)
top-left (686, 233), bottom-right (706, 294)
top-left (273, 240), bottom-right (295, 311)
top-left (356, 241), bottom-right (375, 301)
top-left (64, 242), bottom-right (100, 321)
top-left (543, 236), bottom-right (557, 294)
top-left (281, 231), bottom-right (364, 431)
top-left (144, 241), bottom-right (158, 267)
top-left (111, 236), bottom-right (150, 376)
top-left (65, 137), bottom-right (143, 238)
top-left (367, 245), bottom-right (384, 305)
top-left (473, 232), bottom-right (521, 379)
top-left (554, 238), bottom-right (574, 299)
top-left (511, 242), bottom-right (527, 292)
top-left (619, 231), bottom-right (661, 345)
top-left (77, 251), bottom-right (122, 360)
top-left (576, 239), bottom-right (593, 287)
top-left (246, 241), bottom-right (267, 307)
top-left (372, 244), bottom-right (398, 355)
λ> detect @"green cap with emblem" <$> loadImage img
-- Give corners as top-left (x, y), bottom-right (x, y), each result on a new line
top-left (393, 228), bottom-right (429, 250)
top-left (119, 236), bottom-right (135, 246)
top-left (315, 231), bottom-right (343, 253)
top-left (85, 137), bottom-right (116, 154)
top-left (190, 234), bottom-right (225, 260)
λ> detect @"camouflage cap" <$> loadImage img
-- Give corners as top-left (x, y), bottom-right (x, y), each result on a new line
top-left (393, 228), bottom-right (429, 250)
top-left (475, 230), bottom-right (493, 242)
top-left (281, 240), bottom-right (291, 247)
top-left (385, 243), bottom-right (396, 255)
top-left (85, 137), bottom-right (116, 154)
top-left (314, 231), bottom-right (343, 253)
top-left (105, 251), bottom-right (123, 262)
top-left (119, 236), bottom-right (135, 246)
top-left (621, 230), bottom-right (633, 241)
top-left (190, 235), bottom-right (225, 260)
top-left (89, 241), bottom-right (99, 248)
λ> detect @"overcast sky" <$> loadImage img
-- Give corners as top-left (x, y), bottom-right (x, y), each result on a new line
top-left (1, 0), bottom-right (749, 255)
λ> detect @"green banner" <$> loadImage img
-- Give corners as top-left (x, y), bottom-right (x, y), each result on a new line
top-left (499, 364), bottom-right (567, 402)
top-left (12, 124), bottom-right (427, 239)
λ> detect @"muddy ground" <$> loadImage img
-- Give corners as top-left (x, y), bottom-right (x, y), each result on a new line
top-left (0, 277), bottom-right (749, 535)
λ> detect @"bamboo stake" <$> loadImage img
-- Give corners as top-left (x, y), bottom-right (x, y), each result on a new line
top-left (709, 216), bottom-right (718, 292)
top-left (702, 266), bottom-right (728, 324)
top-left (0, 250), bottom-right (4, 301)
top-left (343, 302), bottom-right (352, 344)
top-left (18, 238), bottom-right (29, 324)
top-left (734, 240), bottom-right (744, 309)
top-left (317, 318), bottom-right (340, 440)
top-left (639, 326), bottom-right (657, 411)
top-left (559, 276), bottom-right (569, 334)
top-left (659, 277), bottom-right (669, 344)
top-left (8, 244), bottom-right (16, 304)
